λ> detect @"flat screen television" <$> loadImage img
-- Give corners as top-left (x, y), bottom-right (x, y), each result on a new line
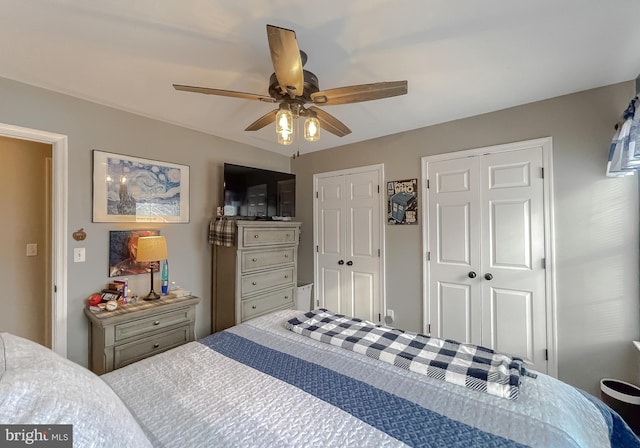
top-left (223, 163), bottom-right (295, 219)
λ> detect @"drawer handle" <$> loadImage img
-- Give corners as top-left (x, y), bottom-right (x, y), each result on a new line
top-left (286, 234), bottom-right (290, 238)
top-left (252, 305), bottom-right (257, 309)
top-left (252, 281), bottom-right (257, 286)
top-left (254, 235), bottom-right (259, 239)
top-left (153, 320), bottom-right (160, 326)
top-left (153, 343), bottom-right (160, 349)
top-left (284, 295), bottom-right (289, 299)
top-left (284, 275), bottom-right (289, 279)
top-left (252, 258), bottom-right (258, 262)
top-left (284, 254), bottom-right (289, 258)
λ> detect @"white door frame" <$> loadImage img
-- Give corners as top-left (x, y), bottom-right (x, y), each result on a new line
top-left (313, 164), bottom-right (386, 317)
top-left (421, 137), bottom-right (557, 377)
top-left (0, 123), bottom-right (68, 357)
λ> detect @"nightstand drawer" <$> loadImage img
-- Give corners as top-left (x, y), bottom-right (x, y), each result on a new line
top-left (241, 227), bottom-right (297, 247)
top-left (241, 247), bottom-right (295, 272)
top-left (241, 267), bottom-right (295, 296)
top-left (242, 288), bottom-right (295, 320)
top-left (85, 296), bottom-right (200, 374)
top-left (114, 325), bottom-right (190, 369)
top-left (114, 308), bottom-right (193, 342)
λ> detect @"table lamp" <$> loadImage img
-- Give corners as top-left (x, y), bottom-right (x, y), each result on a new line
top-left (135, 236), bottom-right (168, 300)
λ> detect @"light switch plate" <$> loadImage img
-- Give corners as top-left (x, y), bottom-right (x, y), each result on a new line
top-left (74, 247), bottom-right (86, 263)
top-left (26, 243), bottom-right (38, 257)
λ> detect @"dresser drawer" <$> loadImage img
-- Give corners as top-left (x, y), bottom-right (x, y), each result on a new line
top-left (241, 247), bottom-right (295, 272)
top-left (114, 307), bottom-right (193, 342)
top-left (242, 288), bottom-right (295, 320)
top-left (241, 227), bottom-right (297, 247)
top-left (114, 325), bottom-right (190, 369)
top-left (241, 267), bottom-right (295, 296)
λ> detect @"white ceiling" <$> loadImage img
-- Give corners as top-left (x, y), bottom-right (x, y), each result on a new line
top-left (1, 0), bottom-right (640, 156)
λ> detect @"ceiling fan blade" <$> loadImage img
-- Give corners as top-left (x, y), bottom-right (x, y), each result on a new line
top-left (311, 81), bottom-right (408, 106)
top-left (245, 109), bottom-right (278, 131)
top-left (173, 84), bottom-right (275, 103)
top-left (266, 24), bottom-right (303, 98)
top-left (309, 106), bottom-right (351, 137)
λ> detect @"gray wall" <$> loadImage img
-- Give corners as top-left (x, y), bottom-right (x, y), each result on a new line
top-left (292, 81), bottom-right (640, 395)
top-left (0, 76), bottom-right (290, 368)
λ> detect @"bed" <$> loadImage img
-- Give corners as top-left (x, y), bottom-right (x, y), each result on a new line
top-left (1, 309), bottom-right (638, 447)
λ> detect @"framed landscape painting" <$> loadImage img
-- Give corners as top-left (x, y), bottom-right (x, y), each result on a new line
top-left (93, 150), bottom-right (190, 223)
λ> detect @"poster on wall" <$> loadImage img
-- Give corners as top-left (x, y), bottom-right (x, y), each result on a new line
top-left (92, 150), bottom-right (190, 223)
top-left (109, 229), bottom-right (160, 277)
top-left (387, 179), bottom-right (418, 225)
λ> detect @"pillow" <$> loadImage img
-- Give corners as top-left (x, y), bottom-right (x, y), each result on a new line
top-left (0, 333), bottom-right (153, 448)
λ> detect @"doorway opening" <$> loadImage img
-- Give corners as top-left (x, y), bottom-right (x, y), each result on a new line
top-left (0, 123), bottom-right (68, 357)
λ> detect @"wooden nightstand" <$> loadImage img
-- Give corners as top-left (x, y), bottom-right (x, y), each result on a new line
top-left (84, 295), bottom-right (200, 374)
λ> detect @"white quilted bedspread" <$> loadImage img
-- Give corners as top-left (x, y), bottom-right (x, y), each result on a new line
top-left (102, 310), bottom-right (617, 448)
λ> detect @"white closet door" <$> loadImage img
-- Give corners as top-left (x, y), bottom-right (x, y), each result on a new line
top-left (344, 170), bottom-right (381, 321)
top-left (427, 156), bottom-right (482, 344)
top-left (480, 147), bottom-right (546, 369)
top-left (315, 168), bottom-right (382, 323)
top-left (426, 145), bottom-right (548, 373)
top-left (316, 175), bottom-right (346, 314)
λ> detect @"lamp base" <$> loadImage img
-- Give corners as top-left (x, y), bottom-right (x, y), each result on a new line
top-left (143, 290), bottom-right (161, 301)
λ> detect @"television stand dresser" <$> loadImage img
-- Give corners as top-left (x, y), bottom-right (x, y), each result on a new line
top-left (212, 220), bottom-right (301, 333)
top-left (85, 295), bottom-right (200, 374)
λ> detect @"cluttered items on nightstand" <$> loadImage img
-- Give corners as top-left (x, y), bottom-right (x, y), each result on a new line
top-left (86, 280), bottom-right (131, 312)
top-left (87, 278), bottom-right (192, 313)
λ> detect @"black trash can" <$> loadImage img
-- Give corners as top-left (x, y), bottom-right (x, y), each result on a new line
top-left (600, 378), bottom-right (640, 436)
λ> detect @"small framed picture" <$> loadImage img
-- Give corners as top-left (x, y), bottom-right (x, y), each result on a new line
top-left (101, 290), bottom-right (122, 302)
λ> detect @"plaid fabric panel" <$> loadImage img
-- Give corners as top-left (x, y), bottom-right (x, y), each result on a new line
top-left (209, 219), bottom-right (236, 246)
top-left (286, 309), bottom-right (530, 400)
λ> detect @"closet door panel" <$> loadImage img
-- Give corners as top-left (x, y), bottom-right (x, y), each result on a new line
top-left (427, 157), bottom-right (482, 344)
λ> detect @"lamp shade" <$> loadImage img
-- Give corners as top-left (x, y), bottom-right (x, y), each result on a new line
top-left (136, 236), bottom-right (168, 262)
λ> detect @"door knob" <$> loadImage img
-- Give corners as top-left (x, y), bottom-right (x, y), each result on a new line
top-left (468, 271), bottom-right (477, 278)
top-left (346, 260), bottom-right (353, 266)
top-left (484, 273), bottom-right (493, 281)
top-left (338, 260), bottom-right (344, 265)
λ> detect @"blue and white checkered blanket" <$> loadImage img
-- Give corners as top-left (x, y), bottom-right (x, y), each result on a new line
top-left (286, 309), bottom-right (532, 400)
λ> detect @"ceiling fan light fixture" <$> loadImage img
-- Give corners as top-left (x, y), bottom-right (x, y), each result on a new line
top-left (304, 114), bottom-right (320, 142)
top-left (173, 25), bottom-right (407, 146)
top-left (276, 103), bottom-right (293, 136)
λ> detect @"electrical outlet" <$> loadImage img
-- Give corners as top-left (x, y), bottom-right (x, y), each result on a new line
top-left (74, 247), bottom-right (86, 263)
top-left (385, 309), bottom-right (395, 325)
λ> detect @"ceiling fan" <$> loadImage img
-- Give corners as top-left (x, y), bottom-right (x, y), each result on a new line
top-left (173, 24), bottom-right (408, 143)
